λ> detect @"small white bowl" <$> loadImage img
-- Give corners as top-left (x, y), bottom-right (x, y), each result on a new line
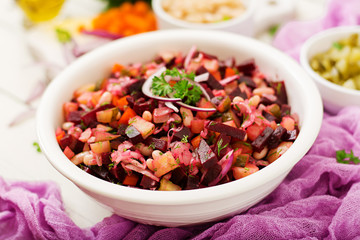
top-left (300, 26), bottom-right (360, 114)
top-left (37, 29), bottom-right (322, 227)
top-left (152, 0), bottom-right (295, 37)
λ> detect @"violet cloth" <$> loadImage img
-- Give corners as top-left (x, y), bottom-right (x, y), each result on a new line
top-left (2, 106), bottom-right (360, 240)
top-left (3, 0), bottom-right (360, 239)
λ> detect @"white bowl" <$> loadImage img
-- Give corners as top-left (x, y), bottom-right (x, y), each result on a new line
top-left (152, 0), bottom-right (295, 37)
top-left (300, 26), bottom-right (360, 114)
top-left (37, 29), bottom-right (322, 227)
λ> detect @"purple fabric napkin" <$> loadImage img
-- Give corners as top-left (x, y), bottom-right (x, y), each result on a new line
top-left (2, 106), bottom-right (360, 240)
top-left (273, 0), bottom-right (360, 61)
top-left (3, 0), bottom-right (360, 239)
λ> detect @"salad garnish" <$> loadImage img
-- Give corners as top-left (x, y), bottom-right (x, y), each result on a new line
top-left (336, 149), bottom-right (360, 164)
top-left (56, 46), bottom-right (300, 191)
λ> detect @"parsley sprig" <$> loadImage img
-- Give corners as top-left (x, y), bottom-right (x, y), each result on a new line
top-left (151, 68), bottom-right (202, 106)
top-left (336, 149), bottom-right (360, 164)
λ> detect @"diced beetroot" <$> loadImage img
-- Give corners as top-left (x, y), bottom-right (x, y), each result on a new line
top-left (201, 164), bottom-right (222, 185)
top-left (251, 127), bottom-right (274, 152)
top-left (236, 59), bottom-right (256, 76)
top-left (81, 103), bottom-right (114, 127)
top-left (271, 81), bottom-right (288, 104)
top-left (238, 76), bottom-right (256, 88)
top-left (185, 175), bottom-right (200, 190)
top-left (229, 87), bottom-right (248, 100)
top-left (214, 133), bottom-right (231, 158)
top-left (262, 110), bottom-right (278, 122)
top-left (268, 125), bottom-right (287, 149)
top-left (172, 126), bottom-right (192, 142)
top-left (281, 104), bottom-right (291, 117)
top-left (206, 72), bottom-right (224, 90)
top-left (170, 167), bottom-right (187, 186)
top-left (200, 83), bottom-right (215, 99)
top-left (59, 134), bottom-right (75, 150)
top-left (206, 121), bottom-right (246, 141)
top-left (133, 98), bottom-right (157, 116)
top-left (125, 125), bottom-right (144, 144)
top-left (145, 137), bottom-right (167, 152)
top-left (282, 129), bottom-right (299, 141)
top-left (117, 123), bottom-right (128, 135)
top-left (101, 152), bottom-right (112, 165)
top-left (140, 175), bottom-right (159, 189)
top-left (89, 165), bottom-right (116, 183)
top-left (67, 111), bottom-right (83, 124)
top-left (195, 65), bottom-right (208, 75)
top-left (197, 139), bottom-right (218, 170)
top-left (128, 78), bottom-right (145, 93)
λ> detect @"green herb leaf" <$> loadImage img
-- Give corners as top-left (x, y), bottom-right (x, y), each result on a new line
top-left (33, 142), bottom-right (42, 153)
top-left (181, 135), bottom-right (189, 143)
top-left (217, 138), bottom-right (229, 156)
top-left (336, 149), bottom-right (360, 164)
top-left (151, 67), bottom-right (202, 106)
top-left (268, 25), bottom-right (279, 37)
top-left (151, 75), bottom-right (172, 96)
top-left (55, 28), bottom-right (72, 44)
top-left (333, 42), bottom-right (344, 50)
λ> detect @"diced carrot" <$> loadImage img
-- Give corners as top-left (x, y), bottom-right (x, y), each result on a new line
top-left (225, 67), bottom-right (236, 78)
top-left (91, 1), bottom-right (157, 37)
top-left (123, 174), bottom-right (139, 186)
top-left (112, 63), bottom-right (124, 73)
top-left (56, 127), bottom-right (65, 143)
top-left (63, 146), bottom-right (75, 160)
top-left (191, 135), bottom-right (202, 148)
top-left (210, 71), bottom-right (222, 81)
top-left (118, 107), bottom-right (137, 124)
top-left (112, 95), bottom-right (129, 111)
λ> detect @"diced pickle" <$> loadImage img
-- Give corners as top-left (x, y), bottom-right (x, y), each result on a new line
top-left (310, 33), bottom-right (360, 90)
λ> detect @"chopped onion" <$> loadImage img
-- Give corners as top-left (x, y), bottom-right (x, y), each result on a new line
top-left (208, 150), bottom-right (234, 186)
top-left (165, 102), bottom-right (179, 112)
top-left (81, 29), bottom-right (123, 40)
top-left (219, 75), bottom-right (240, 86)
top-left (184, 45), bottom-right (197, 70)
top-left (177, 102), bottom-right (216, 112)
top-left (194, 72), bottom-right (209, 83)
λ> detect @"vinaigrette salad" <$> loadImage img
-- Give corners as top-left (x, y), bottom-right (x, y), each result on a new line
top-left (56, 46), bottom-right (299, 190)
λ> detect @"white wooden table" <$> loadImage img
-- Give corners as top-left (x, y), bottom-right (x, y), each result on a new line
top-left (0, 0), bottom-right (326, 228)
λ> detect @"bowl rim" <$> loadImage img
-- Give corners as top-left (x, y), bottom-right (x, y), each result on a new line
top-left (37, 29), bottom-right (323, 206)
top-left (151, 0), bottom-right (256, 29)
top-left (300, 25), bottom-right (360, 97)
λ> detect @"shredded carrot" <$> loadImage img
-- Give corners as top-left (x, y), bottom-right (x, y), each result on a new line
top-left (91, 1), bottom-right (157, 37)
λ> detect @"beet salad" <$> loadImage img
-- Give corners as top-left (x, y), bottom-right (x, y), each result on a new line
top-left (56, 46), bottom-right (299, 190)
